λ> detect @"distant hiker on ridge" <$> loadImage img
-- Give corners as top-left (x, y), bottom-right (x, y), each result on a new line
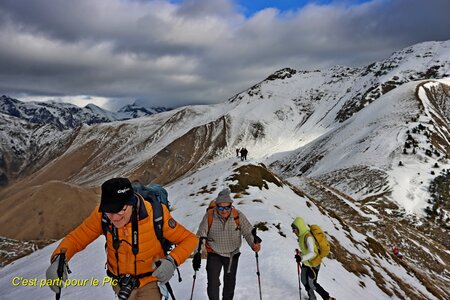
top-left (236, 148), bottom-right (240, 157)
top-left (240, 147), bottom-right (248, 161)
top-left (292, 217), bottom-right (335, 300)
top-left (46, 177), bottom-right (198, 300)
top-left (192, 188), bottom-right (261, 300)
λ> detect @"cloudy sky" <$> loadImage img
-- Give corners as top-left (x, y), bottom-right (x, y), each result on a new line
top-left (0, 0), bottom-right (449, 110)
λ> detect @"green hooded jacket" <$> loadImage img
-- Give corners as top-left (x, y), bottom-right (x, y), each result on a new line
top-left (292, 217), bottom-right (317, 267)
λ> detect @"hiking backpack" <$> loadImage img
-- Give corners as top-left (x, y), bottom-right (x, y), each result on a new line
top-left (132, 181), bottom-right (173, 253)
top-left (308, 224), bottom-right (330, 267)
top-left (132, 182), bottom-right (170, 210)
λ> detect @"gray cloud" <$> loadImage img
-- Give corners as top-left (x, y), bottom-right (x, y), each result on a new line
top-left (0, 0), bottom-right (449, 109)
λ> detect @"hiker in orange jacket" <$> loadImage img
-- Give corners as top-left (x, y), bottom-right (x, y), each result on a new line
top-left (45, 177), bottom-right (198, 300)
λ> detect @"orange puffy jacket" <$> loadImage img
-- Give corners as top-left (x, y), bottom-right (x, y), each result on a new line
top-left (51, 195), bottom-right (198, 287)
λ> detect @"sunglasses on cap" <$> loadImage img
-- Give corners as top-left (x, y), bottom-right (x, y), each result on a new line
top-left (216, 205), bottom-right (232, 211)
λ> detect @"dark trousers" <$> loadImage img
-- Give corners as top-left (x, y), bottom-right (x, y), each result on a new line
top-left (301, 265), bottom-right (330, 300)
top-left (206, 253), bottom-right (240, 300)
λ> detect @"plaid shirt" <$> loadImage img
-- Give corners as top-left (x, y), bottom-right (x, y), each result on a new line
top-left (196, 208), bottom-right (254, 257)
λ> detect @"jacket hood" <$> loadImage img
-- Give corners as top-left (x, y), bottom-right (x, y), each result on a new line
top-left (292, 217), bottom-right (309, 237)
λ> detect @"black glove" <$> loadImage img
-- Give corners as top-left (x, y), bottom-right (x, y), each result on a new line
top-left (192, 252), bottom-right (201, 271)
top-left (295, 254), bottom-right (302, 263)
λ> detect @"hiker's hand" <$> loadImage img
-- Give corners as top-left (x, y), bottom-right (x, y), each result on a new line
top-left (295, 254), bottom-right (302, 263)
top-left (192, 252), bottom-right (201, 271)
top-left (153, 256), bottom-right (176, 284)
top-left (252, 243), bottom-right (261, 253)
top-left (46, 254), bottom-right (68, 293)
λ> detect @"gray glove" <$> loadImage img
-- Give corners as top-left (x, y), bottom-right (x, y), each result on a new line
top-left (153, 255), bottom-right (177, 284)
top-left (45, 254), bottom-right (69, 293)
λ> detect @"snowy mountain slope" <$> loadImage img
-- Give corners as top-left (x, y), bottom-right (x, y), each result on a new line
top-left (0, 112), bottom-right (76, 186)
top-left (0, 160), bottom-right (447, 300)
top-left (267, 77), bottom-right (450, 299)
top-left (229, 40), bottom-right (449, 127)
top-left (271, 78), bottom-right (450, 218)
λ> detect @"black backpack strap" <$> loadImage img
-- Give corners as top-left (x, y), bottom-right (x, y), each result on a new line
top-left (101, 213), bottom-right (111, 236)
top-left (149, 196), bottom-right (165, 249)
top-left (148, 195), bottom-right (181, 285)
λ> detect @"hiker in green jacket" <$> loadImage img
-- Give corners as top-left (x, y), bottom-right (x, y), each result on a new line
top-left (292, 217), bottom-right (335, 300)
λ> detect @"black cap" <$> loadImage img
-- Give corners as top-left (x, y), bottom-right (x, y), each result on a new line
top-left (98, 178), bottom-right (135, 213)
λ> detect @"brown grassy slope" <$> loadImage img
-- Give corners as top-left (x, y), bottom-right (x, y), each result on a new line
top-left (0, 180), bottom-right (98, 240)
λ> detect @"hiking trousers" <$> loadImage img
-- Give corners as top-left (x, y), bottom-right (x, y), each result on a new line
top-left (301, 265), bottom-right (330, 300)
top-left (113, 281), bottom-right (161, 300)
top-left (206, 252), bottom-right (241, 300)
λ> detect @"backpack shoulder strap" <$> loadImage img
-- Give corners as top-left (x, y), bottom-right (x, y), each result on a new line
top-left (206, 200), bottom-right (216, 232)
top-left (231, 208), bottom-right (240, 230)
top-left (143, 194), bottom-right (164, 244)
top-left (207, 207), bottom-right (214, 232)
top-left (302, 232), bottom-right (313, 246)
top-left (101, 213), bottom-right (110, 236)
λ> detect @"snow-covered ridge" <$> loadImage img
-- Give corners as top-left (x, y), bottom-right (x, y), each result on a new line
top-left (228, 40), bottom-right (449, 126)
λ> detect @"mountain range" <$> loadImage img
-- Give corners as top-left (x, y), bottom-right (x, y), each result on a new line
top-left (0, 95), bottom-right (171, 130)
top-left (0, 96), bottom-right (170, 185)
top-left (0, 40), bottom-right (449, 299)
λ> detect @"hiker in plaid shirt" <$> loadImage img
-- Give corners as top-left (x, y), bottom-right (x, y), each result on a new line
top-left (194, 188), bottom-right (261, 300)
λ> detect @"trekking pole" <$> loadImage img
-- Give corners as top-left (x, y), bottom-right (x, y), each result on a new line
top-left (252, 228), bottom-right (263, 300)
top-left (295, 249), bottom-right (302, 300)
top-left (165, 282), bottom-right (176, 300)
top-left (56, 248), bottom-right (67, 300)
top-left (190, 237), bottom-right (205, 300)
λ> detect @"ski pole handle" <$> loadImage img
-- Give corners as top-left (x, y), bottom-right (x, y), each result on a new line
top-left (252, 228), bottom-right (262, 244)
top-left (57, 248), bottom-right (67, 279)
top-left (55, 248), bottom-right (67, 300)
top-left (294, 249), bottom-right (302, 264)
